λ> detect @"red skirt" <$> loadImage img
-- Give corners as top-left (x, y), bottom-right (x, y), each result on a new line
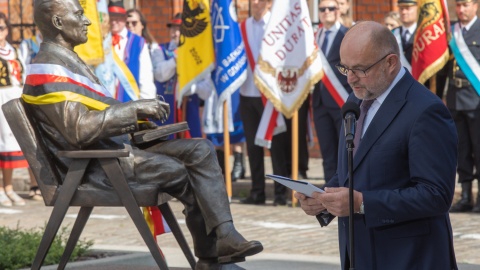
top-left (0, 151), bottom-right (28, 169)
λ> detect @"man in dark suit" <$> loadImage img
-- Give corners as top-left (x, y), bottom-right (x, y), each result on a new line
top-left (392, 0), bottom-right (417, 71)
top-left (448, 0), bottom-right (480, 213)
top-left (27, 0), bottom-right (263, 268)
top-left (313, 0), bottom-right (351, 182)
top-left (296, 21), bottom-right (458, 269)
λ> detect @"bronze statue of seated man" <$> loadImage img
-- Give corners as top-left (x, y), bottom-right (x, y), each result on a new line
top-left (26, 0), bottom-right (263, 269)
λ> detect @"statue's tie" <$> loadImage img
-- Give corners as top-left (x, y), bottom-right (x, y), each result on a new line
top-left (353, 99), bottom-right (375, 156)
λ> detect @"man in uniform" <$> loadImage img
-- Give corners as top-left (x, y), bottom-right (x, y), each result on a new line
top-left (392, 0), bottom-right (417, 72)
top-left (26, 0), bottom-right (263, 268)
top-left (448, 0), bottom-right (480, 213)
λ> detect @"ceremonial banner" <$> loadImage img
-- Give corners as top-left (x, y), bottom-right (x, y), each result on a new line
top-left (176, 0), bottom-right (215, 104)
top-left (254, 0), bottom-right (323, 119)
top-left (411, 0), bottom-right (450, 84)
top-left (75, 0), bottom-right (104, 66)
top-left (241, 18), bottom-right (286, 148)
top-left (205, 0), bottom-right (247, 133)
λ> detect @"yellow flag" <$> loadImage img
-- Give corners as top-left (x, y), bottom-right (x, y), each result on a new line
top-left (176, 0), bottom-right (215, 103)
top-left (74, 0), bottom-right (104, 66)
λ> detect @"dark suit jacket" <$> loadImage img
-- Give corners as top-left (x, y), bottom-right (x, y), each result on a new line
top-left (312, 25), bottom-right (352, 109)
top-left (321, 71), bottom-right (458, 269)
top-left (402, 28), bottom-right (415, 64)
top-left (446, 19), bottom-right (480, 111)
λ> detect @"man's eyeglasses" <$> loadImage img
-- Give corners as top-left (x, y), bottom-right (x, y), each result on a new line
top-left (0, 26), bottom-right (7, 32)
top-left (319, 6), bottom-right (337, 13)
top-left (335, 53), bottom-right (392, 78)
top-left (126, 21), bottom-right (139, 27)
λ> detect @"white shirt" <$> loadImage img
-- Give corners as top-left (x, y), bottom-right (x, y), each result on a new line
top-left (401, 23), bottom-right (417, 42)
top-left (114, 27), bottom-right (156, 99)
top-left (240, 12), bottom-right (271, 97)
top-left (362, 67), bottom-right (406, 137)
top-left (461, 16), bottom-right (477, 31)
top-left (317, 21), bottom-right (341, 56)
top-left (151, 40), bottom-right (177, 83)
top-left (150, 39), bottom-right (204, 97)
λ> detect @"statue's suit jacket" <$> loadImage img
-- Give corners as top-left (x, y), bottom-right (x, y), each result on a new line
top-left (321, 71), bottom-right (458, 269)
top-left (25, 42), bottom-right (139, 189)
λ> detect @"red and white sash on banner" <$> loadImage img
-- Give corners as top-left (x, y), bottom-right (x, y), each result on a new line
top-left (241, 20), bottom-right (286, 149)
top-left (314, 29), bottom-right (349, 107)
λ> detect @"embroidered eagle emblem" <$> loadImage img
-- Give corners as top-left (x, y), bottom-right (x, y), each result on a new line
top-left (179, 0), bottom-right (209, 47)
top-left (417, 2), bottom-right (440, 32)
top-left (276, 68), bottom-right (298, 94)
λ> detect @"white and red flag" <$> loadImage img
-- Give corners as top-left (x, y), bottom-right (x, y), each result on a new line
top-left (253, 0), bottom-right (322, 146)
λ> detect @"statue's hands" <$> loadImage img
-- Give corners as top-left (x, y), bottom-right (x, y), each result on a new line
top-left (139, 121), bottom-right (158, 130)
top-left (134, 99), bottom-right (170, 122)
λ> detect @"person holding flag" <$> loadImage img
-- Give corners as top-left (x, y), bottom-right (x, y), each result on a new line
top-left (448, 0), bottom-right (480, 213)
top-left (392, 0), bottom-right (418, 73)
top-left (151, 13), bottom-right (204, 139)
top-left (250, 0), bottom-right (323, 206)
top-left (313, 0), bottom-right (351, 182)
top-left (203, 0), bottom-right (248, 181)
top-left (108, 0), bottom-right (156, 101)
top-left (238, 0), bottom-right (284, 205)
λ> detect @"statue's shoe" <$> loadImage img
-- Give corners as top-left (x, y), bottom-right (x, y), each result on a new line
top-left (216, 229), bottom-right (263, 264)
top-left (195, 259), bottom-right (246, 270)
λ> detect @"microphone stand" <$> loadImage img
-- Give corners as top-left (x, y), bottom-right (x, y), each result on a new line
top-left (346, 135), bottom-right (355, 270)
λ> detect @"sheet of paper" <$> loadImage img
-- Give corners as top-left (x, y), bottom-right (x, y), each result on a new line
top-left (266, 174), bottom-right (324, 197)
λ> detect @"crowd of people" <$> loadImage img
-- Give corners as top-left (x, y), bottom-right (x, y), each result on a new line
top-left (0, 0), bottom-right (479, 217)
top-left (0, 0), bottom-right (478, 268)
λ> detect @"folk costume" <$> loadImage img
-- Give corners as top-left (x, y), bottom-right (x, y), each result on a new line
top-left (0, 42), bottom-right (28, 169)
top-left (112, 27), bottom-right (156, 101)
top-left (152, 39), bottom-right (202, 138)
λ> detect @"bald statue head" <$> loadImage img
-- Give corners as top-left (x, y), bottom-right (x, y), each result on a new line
top-left (34, 0), bottom-right (91, 50)
top-left (339, 21), bottom-right (401, 100)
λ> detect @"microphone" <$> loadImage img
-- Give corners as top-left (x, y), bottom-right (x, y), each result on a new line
top-left (341, 101), bottom-right (360, 144)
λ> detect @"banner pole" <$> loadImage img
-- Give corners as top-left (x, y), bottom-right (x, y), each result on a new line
top-left (223, 101), bottom-right (232, 202)
top-left (429, 75), bottom-right (437, 94)
top-left (180, 96), bottom-right (188, 138)
top-left (292, 111), bottom-right (299, 207)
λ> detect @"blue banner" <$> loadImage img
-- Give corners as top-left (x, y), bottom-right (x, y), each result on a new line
top-left (211, 0), bottom-right (247, 101)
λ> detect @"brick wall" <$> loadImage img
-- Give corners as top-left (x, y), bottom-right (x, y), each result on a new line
top-left (353, 0), bottom-right (395, 22)
top-left (0, 0), bottom-right (7, 14)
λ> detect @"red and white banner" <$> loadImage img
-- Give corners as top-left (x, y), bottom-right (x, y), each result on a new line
top-left (254, 0), bottom-right (323, 119)
top-left (241, 19), bottom-right (286, 149)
